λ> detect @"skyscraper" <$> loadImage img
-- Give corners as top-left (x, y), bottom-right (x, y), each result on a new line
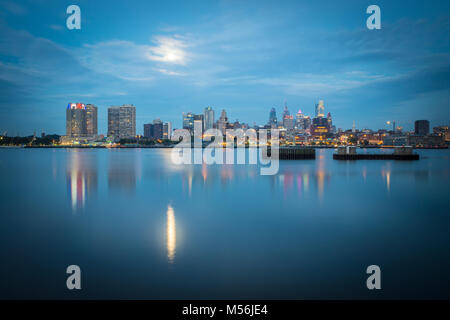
top-left (282, 105), bottom-right (294, 130)
top-left (163, 122), bottom-right (172, 139)
top-left (152, 118), bottom-right (163, 139)
top-left (204, 106), bottom-right (214, 130)
top-left (303, 116), bottom-right (311, 131)
top-left (415, 120), bottom-right (430, 136)
top-left (295, 109), bottom-right (305, 130)
top-left (268, 107), bottom-right (277, 128)
top-left (218, 109), bottom-right (228, 134)
top-left (315, 100), bottom-right (325, 118)
top-left (85, 104), bottom-right (98, 136)
top-left (144, 123), bottom-right (153, 138)
top-left (108, 104), bottom-right (136, 140)
top-left (66, 103), bottom-right (87, 137)
top-left (283, 105), bottom-right (290, 119)
top-left (327, 112), bottom-right (332, 128)
top-left (311, 101), bottom-right (329, 136)
top-left (182, 112), bottom-right (194, 131)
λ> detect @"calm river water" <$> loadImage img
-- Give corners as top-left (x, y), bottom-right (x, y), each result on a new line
top-left (0, 147), bottom-right (449, 299)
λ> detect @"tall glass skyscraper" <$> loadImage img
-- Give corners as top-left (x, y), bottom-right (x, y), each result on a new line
top-left (182, 112), bottom-right (194, 131)
top-left (315, 100), bottom-right (325, 118)
top-left (204, 106), bottom-right (214, 130)
top-left (268, 107), bottom-right (277, 128)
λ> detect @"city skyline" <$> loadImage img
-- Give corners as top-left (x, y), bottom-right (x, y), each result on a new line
top-left (1, 0), bottom-right (450, 135)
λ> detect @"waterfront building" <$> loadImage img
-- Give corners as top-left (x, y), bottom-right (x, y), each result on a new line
top-left (85, 104), bottom-right (98, 136)
top-left (163, 122), bottom-right (172, 139)
top-left (108, 104), bottom-right (136, 140)
top-left (66, 103), bottom-right (87, 137)
top-left (433, 126), bottom-right (450, 142)
top-left (152, 118), bottom-right (163, 139)
top-left (408, 134), bottom-right (445, 147)
top-left (414, 120), bottom-right (430, 136)
top-left (144, 119), bottom-right (167, 139)
top-left (383, 135), bottom-right (408, 146)
top-left (144, 123), bottom-right (153, 138)
top-left (194, 114), bottom-right (204, 132)
top-left (204, 107), bottom-right (214, 130)
top-left (182, 112), bottom-right (194, 131)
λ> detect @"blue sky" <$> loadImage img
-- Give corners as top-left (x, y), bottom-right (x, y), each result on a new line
top-left (0, 0), bottom-right (449, 135)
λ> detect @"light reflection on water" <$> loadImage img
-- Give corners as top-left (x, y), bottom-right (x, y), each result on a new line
top-left (166, 205), bottom-right (176, 263)
top-left (1, 147), bottom-right (450, 299)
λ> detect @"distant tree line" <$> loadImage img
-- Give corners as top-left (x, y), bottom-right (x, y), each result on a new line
top-left (0, 134), bottom-right (60, 146)
top-left (119, 137), bottom-right (176, 146)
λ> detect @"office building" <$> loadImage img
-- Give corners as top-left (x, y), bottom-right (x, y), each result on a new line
top-left (66, 103), bottom-right (87, 137)
top-left (85, 104), bottom-right (98, 136)
top-left (218, 109), bottom-right (228, 134)
top-left (163, 122), bottom-right (172, 139)
top-left (414, 120), bottom-right (430, 136)
top-left (295, 109), bottom-right (305, 130)
top-left (144, 123), bottom-right (153, 138)
top-left (268, 107), bottom-right (277, 128)
top-left (152, 118), bottom-right (163, 139)
top-left (315, 100), bottom-right (325, 118)
top-left (183, 112), bottom-right (194, 131)
top-left (108, 104), bottom-right (136, 140)
top-left (204, 107), bottom-right (214, 130)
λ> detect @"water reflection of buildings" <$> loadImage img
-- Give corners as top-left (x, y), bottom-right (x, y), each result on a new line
top-left (66, 150), bottom-right (98, 212)
top-left (275, 169), bottom-right (330, 200)
top-left (108, 151), bottom-right (139, 193)
top-left (381, 165), bottom-right (392, 192)
top-left (166, 205), bottom-right (176, 263)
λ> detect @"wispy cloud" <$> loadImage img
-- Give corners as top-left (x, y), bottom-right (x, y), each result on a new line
top-left (0, 1), bottom-right (28, 16)
top-left (146, 36), bottom-right (189, 65)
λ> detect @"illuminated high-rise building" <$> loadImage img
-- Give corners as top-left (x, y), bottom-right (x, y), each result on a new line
top-left (295, 109), bottom-right (305, 130)
top-left (182, 112), bottom-right (194, 131)
top-left (311, 101), bottom-right (330, 136)
top-left (327, 112), bottom-right (332, 128)
top-left (163, 122), bottom-right (172, 139)
top-left (108, 104), bottom-right (136, 139)
top-left (315, 100), bottom-right (325, 118)
top-left (218, 109), bottom-right (228, 134)
top-left (282, 105), bottom-right (294, 130)
top-left (204, 106), bottom-right (214, 130)
top-left (268, 107), bottom-right (277, 128)
top-left (85, 104), bottom-right (98, 136)
top-left (66, 103), bottom-right (87, 137)
top-left (283, 105), bottom-right (290, 118)
top-left (152, 118), bottom-right (163, 139)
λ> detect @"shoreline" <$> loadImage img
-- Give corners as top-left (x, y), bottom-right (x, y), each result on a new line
top-left (0, 145), bottom-right (446, 150)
